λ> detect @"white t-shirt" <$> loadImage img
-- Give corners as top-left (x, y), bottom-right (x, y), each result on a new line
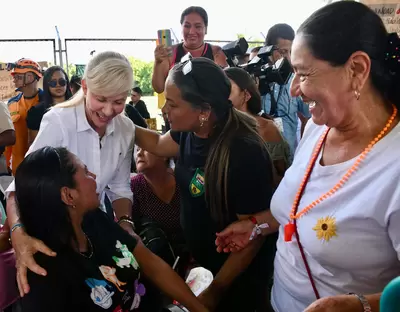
top-left (6, 103), bottom-right (135, 204)
top-left (0, 101), bottom-right (14, 174)
top-left (271, 120), bottom-right (400, 312)
top-left (0, 101), bottom-right (14, 134)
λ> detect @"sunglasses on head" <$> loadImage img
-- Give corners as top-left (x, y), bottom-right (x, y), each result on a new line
top-left (48, 78), bottom-right (67, 88)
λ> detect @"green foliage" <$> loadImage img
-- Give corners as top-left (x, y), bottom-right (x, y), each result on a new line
top-left (64, 63), bottom-right (76, 78)
top-left (63, 57), bottom-right (154, 95)
top-left (248, 39), bottom-right (264, 48)
top-left (236, 33), bottom-right (264, 49)
top-left (127, 57), bottom-right (154, 95)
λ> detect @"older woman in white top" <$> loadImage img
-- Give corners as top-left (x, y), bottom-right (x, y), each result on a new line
top-left (6, 51), bottom-right (136, 296)
top-left (215, 2), bottom-right (400, 312)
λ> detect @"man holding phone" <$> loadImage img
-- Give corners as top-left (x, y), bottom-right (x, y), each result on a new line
top-left (152, 6), bottom-right (227, 93)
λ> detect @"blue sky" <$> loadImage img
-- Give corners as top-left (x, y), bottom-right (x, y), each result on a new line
top-left (0, 0), bottom-right (325, 64)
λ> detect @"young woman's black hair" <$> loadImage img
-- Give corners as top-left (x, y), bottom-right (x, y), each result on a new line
top-left (180, 6), bottom-right (208, 26)
top-left (70, 75), bottom-right (82, 93)
top-left (225, 67), bottom-right (273, 120)
top-left (15, 147), bottom-right (77, 252)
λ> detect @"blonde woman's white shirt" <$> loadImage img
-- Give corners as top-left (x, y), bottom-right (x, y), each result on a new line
top-left (6, 103), bottom-right (135, 205)
top-left (0, 101), bottom-right (14, 133)
top-left (271, 120), bottom-right (400, 312)
top-left (0, 101), bottom-right (14, 175)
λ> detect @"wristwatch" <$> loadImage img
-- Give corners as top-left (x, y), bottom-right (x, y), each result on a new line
top-left (348, 293), bottom-right (372, 312)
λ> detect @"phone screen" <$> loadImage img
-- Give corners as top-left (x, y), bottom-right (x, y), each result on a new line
top-left (157, 29), bottom-right (172, 47)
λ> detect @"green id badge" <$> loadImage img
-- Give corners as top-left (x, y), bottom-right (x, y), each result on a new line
top-left (189, 168), bottom-right (205, 197)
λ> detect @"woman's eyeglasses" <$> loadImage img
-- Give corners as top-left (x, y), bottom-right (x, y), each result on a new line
top-left (48, 78), bottom-right (67, 88)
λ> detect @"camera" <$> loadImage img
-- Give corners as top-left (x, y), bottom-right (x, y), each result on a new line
top-left (221, 37), bottom-right (249, 67)
top-left (222, 38), bottom-right (293, 95)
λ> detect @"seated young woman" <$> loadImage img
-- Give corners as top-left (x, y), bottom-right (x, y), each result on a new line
top-left (15, 146), bottom-right (207, 312)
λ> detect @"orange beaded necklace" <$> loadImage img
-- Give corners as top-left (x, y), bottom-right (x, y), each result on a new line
top-left (284, 104), bottom-right (398, 243)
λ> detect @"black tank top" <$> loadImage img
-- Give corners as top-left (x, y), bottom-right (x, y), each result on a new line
top-left (170, 43), bottom-right (214, 69)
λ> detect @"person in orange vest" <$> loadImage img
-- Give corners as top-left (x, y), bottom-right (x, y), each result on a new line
top-left (5, 59), bottom-right (43, 175)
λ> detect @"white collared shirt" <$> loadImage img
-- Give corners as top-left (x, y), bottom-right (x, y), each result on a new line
top-left (6, 102), bottom-right (134, 204)
top-left (0, 101), bottom-right (14, 174)
top-left (0, 101), bottom-right (14, 133)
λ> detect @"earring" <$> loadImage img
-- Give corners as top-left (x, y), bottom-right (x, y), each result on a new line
top-left (354, 90), bottom-right (360, 100)
top-left (200, 117), bottom-right (206, 127)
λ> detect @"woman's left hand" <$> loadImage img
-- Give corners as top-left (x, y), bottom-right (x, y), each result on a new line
top-left (304, 295), bottom-right (361, 312)
top-left (197, 286), bottom-right (221, 312)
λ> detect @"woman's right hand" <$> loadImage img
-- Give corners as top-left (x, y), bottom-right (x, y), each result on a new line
top-left (11, 228), bottom-right (56, 296)
top-left (215, 219), bottom-right (254, 253)
top-left (154, 44), bottom-right (171, 64)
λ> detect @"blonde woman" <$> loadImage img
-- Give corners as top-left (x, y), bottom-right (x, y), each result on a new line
top-left (6, 51), bottom-right (137, 296)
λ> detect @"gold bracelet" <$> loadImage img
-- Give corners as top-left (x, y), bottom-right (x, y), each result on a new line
top-left (348, 293), bottom-right (372, 312)
top-left (117, 218), bottom-right (135, 230)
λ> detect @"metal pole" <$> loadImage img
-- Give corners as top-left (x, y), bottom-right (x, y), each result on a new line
top-left (62, 37), bottom-right (261, 44)
top-left (52, 40), bottom-right (57, 65)
top-left (55, 26), bottom-right (63, 68)
top-left (0, 38), bottom-right (57, 65)
top-left (65, 40), bottom-right (69, 77)
top-left (58, 39), bottom-right (63, 67)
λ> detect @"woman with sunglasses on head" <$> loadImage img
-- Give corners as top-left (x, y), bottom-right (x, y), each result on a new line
top-left (6, 51), bottom-right (141, 297)
top-left (135, 57), bottom-right (278, 312)
top-left (26, 66), bottom-right (72, 145)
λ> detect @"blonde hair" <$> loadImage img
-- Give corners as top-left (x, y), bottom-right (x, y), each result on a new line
top-left (56, 51), bottom-right (133, 108)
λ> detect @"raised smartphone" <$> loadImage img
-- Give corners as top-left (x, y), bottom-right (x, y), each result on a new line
top-left (157, 29), bottom-right (173, 47)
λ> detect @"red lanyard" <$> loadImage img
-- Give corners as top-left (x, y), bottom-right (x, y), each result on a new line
top-left (291, 129), bottom-right (330, 300)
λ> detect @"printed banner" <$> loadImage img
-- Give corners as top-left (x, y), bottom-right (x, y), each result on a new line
top-left (0, 69), bottom-right (18, 102)
top-left (361, 0), bottom-right (400, 34)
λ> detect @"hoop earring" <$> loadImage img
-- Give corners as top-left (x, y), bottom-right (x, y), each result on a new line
top-left (354, 90), bottom-right (360, 100)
